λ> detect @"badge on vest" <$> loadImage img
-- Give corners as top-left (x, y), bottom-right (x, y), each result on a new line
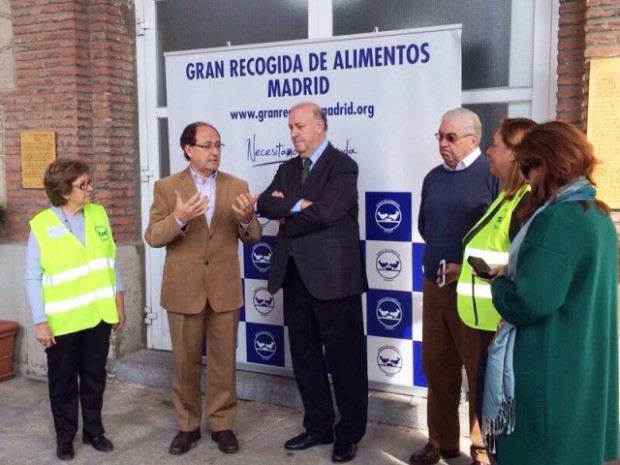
top-left (94, 225), bottom-right (109, 241)
top-left (47, 224), bottom-right (68, 238)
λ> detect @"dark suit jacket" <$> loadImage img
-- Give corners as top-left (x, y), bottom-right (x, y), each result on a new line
top-left (145, 168), bottom-right (262, 313)
top-left (257, 142), bottom-right (366, 300)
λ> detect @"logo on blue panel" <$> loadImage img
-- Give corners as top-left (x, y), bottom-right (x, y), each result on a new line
top-left (376, 249), bottom-right (402, 280)
top-left (253, 288), bottom-right (275, 316)
top-left (253, 330), bottom-right (277, 360)
top-left (375, 200), bottom-right (402, 233)
top-left (365, 192), bottom-right (411, 242)
top-left (377, 345), bottom-right (403, 377)
top-left (376, 297), bottom-right (402, 330)
top-left (251, 242), bottom-right (272, 272)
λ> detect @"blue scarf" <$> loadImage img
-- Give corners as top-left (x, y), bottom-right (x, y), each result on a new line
top-left (482, 177), bottom-right (596, 452)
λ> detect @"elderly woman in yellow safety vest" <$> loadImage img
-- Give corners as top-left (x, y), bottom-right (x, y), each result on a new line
top-left (442, 117), bottom-right (536, 456)
top-left (24, 158), bottom-right (125, 462)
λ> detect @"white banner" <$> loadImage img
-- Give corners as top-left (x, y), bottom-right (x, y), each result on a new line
top-left (165, 25), bottom-right (462, 391)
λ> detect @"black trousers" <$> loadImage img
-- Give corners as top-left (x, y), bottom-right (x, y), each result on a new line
top-left (46, 321), bottom-right (112, 444)
top-left (283, 258), bottom-right (368, 444)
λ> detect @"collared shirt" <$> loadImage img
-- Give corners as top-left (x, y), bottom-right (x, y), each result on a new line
top-left (190, 167), bottom-right (217, 226)
top-left (290, 139), bottom-right (328, 212)
top-left (442, 147), bottom-right (482, 171)
top-left (175, 167), bottom-right (218, 229)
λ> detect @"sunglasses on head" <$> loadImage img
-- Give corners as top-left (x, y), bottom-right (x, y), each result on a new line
top-left (518, 160), bottom-right (540, 178)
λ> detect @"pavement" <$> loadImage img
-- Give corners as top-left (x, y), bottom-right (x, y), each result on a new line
top-left (0, 350), bottom-right (476, 465)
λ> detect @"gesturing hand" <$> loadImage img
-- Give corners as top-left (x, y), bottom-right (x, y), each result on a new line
top-left (232, 192), bottom-right (259, 222)
top-left (174, 190), bottom-right (208, 225)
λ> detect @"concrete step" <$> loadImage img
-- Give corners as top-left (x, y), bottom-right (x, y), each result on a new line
top-left (113, 349), bottom-right (471, 433)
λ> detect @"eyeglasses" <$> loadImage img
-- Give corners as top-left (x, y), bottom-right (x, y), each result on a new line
top-left (518, 160), bottom-right (540, 178)
top-left (435, 132), bottom-right (473, 144)
top-left (193, 142), bottom-right (224, 151)
top-left (72, 179), bottom-right (94, 191)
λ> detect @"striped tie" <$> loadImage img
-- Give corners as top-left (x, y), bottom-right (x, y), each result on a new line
top-left (301, 158), bottom-right (312, 184)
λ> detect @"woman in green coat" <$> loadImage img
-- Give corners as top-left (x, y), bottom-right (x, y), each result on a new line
top-left (483, 121), bottom-right (618, 465)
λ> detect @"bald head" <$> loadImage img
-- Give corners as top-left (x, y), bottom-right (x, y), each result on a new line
top-left (288, 102), bottom-right (327, 158)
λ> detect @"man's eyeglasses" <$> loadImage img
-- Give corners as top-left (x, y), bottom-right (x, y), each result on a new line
top-left (518, 160), bottom-right (540, 178)
top-left (72, 179), bottom-right (94, 191)
top-left (193, 142), bottom-right (224, 151)
top-left (435, 132), bottom-right (473, 144)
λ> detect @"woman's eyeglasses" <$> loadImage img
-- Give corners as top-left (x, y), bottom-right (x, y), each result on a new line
top-left (72, 179), bottom-right (94, 191)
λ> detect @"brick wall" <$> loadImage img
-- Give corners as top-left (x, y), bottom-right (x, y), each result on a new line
top-left (557, 0), bottom-right (620, 127)
top-left (557, 0), bottom-right (587, 126)
top-left (0, 0), bottom-right (138, 243)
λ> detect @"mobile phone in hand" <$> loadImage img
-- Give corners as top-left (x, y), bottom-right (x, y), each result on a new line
top-left (467, 256), bottom-right (494, 280)
top-left (437, 259), bottom-right (446, 287)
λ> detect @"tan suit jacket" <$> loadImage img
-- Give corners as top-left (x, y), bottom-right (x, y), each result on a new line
top-left (145, 167), bottom-right (262, 313)
top-left (145, 167), bottom-right (261, 432)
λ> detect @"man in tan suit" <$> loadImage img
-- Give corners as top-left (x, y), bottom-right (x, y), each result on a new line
top-left (145, 122), bottom-right (261, 456)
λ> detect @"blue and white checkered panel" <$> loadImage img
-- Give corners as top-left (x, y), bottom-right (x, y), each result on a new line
top-left (238, 191), bottom-right (429, 389)
top-left (366, 192), bottom-right (412, 242)
top-left (366, 289), bottom-right (413, 340)
top-left (365, 240), bottom-right (413, 292)
top-left (236, 321), bottom-right (247, 364)
top-left (366, 336), bottom-right (414, 386)
top-left (244, 279), bottom-right (284, 327)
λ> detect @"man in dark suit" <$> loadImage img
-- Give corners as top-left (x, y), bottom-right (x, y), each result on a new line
top-left (145, 122), bottom-right (262, 456)
top-left (257, 102), bottom-right (367, 464)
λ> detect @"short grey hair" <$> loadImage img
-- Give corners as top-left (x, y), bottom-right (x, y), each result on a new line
top-left (290, 101), bottom-right (328, 132)
top-left (441, 107), bottom-right (482, 139)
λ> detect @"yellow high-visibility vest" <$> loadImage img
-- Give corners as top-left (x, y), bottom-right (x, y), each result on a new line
top-left (456, 185), bottom-right (529, 330)
top-left (29, 203), bottom-right (118, 336)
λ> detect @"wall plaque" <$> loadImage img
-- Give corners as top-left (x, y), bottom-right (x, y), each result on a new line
top-left (21, 130), bottom-right (56, 188)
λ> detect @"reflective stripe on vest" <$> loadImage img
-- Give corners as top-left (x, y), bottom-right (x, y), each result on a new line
top-left (456, 185), bottom-right (529, 330)
top-left (29, 204), bottom-right (118, 336)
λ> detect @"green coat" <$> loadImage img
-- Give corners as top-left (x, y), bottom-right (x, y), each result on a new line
top-left (491, 201), bottom-right (618, 465)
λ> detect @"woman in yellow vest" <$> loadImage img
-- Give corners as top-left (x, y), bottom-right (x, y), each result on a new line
top-left (24, 159), bottom-right (125, 461)
top-left (443, 118), bottom-right (535, 460)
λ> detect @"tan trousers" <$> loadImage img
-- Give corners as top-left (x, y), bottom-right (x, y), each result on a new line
top-left (167, 304), bottom-right (239, 433)
top-left (421, 278), bottom-right (488, 463)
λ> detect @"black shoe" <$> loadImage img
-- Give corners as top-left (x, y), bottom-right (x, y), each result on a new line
top-left (332, 441), bottom-right (357, 463)
top-left (441, 448), bottom-right (460, 459)
top-left (83, 434), bottom-right (113, 452)
top-left (284, 432), bottom-right (334, 450)
top-left (56, 442), bottom-right (74, 461)
top-left (211, 429), bottom-right (239, 453)
top-left (169, 428), bottom-right (201, 455)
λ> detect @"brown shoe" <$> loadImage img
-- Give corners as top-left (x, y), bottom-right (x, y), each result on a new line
top-left (410, 444), bottom-right (460, 465)
top-left (211, 429), bottom-right (239, 454)
top-left (169, 428), bottom-right (201, 455)
top-left (410, 444), bottom-right (440, 465)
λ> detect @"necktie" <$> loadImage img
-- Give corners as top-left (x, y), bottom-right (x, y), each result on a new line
top-left (301, 158), bottom-right (312, 184)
